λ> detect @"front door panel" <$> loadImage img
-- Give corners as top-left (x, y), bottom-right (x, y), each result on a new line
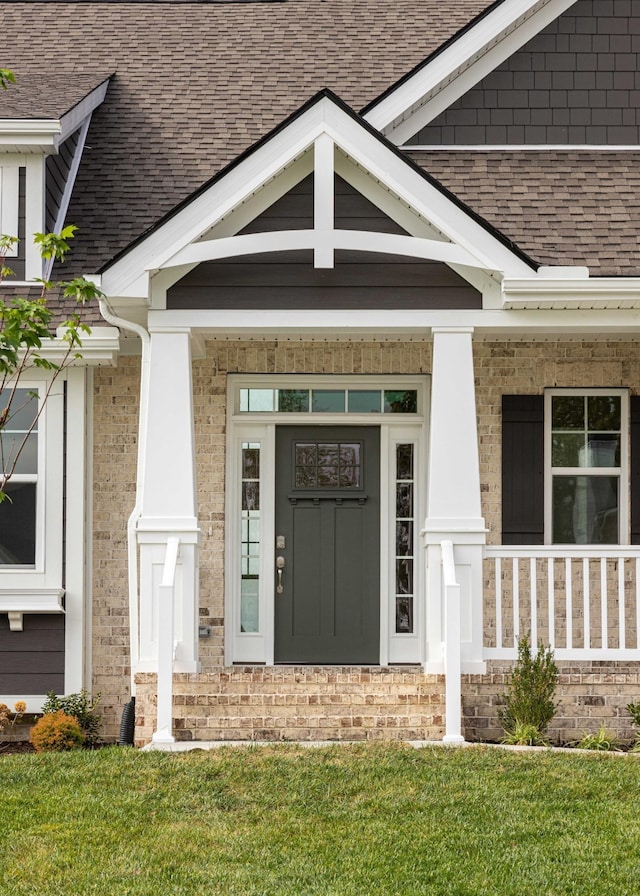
top-left (275, 426), bottom-right (380, 663)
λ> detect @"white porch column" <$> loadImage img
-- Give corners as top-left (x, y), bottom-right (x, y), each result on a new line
top-left (136, 328), bottom-right (200, 675)
top-left (424, 327), bottom-right (486, 674)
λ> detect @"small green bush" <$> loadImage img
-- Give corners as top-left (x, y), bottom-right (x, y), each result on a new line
top-left (626, 702), bottom-right (640, 751)
top-left (30, 711), bottom-right (85, 752)
top-left (575, 724), bottom-right (621, 752)
top-left (501, 720), bottom-right (548, 747)
top-left (498, 635), bottom-right (558, 743)
top-left (41, 690), bottom-right (101, 745)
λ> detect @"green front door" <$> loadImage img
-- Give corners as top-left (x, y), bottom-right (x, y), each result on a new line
top-left (275, 426), bottom-right (380, 663)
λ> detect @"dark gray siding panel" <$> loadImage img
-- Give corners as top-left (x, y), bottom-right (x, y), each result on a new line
top-left (169, 173), bottom-right (479, 310)
top-left (167, 250), bottom-right (481, 310)
top-left (0, 614), bottom-right (65, 694)
top-left (409, 0), bottom-right (640, 145)
top-left (241, 175), bottom-right (313, 234)
top-left (45, 129), bottom-right (79, 234)
top-left (502, 395), bottom-right (545, 544)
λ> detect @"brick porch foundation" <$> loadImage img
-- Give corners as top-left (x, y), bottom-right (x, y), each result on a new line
top-left (134, 662), bottom-right (640, 747)
top-left (134, 667), bottom-right (445, 745)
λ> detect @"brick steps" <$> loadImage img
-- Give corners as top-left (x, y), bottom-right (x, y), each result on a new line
top-left (135, 667), bottom-right (445, 745)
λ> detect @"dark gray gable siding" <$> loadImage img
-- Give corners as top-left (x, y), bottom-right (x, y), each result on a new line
top-left (45, 129), bottom-right (81, 235)
top-left (167, 174), bottom-right (481, 310)
top-left (408, 0), bottom-right (640, 146)
top-left (0, 614), bottom-right (64, 694)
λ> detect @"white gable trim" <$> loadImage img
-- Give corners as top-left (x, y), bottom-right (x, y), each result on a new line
top-left (364, 0), bottom-right (577, 146)
top-left (161, 230), bottom-right (488, 271)
top-left (101, 94), bottom-right (534, 300)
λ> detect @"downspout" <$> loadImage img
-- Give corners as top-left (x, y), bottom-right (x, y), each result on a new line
top-left (97, 295), bottom-right (151, 695)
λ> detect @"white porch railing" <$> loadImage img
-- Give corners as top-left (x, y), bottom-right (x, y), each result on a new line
top-left (441, 541), bottom-right (464, 743)
top-left (484, 546), bottom-right (640, 661)
top-left (152, 536), bottom-right (180, 744)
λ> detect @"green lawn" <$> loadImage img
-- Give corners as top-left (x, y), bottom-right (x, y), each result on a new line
top-left (1, 744), bottom-right (639, 895)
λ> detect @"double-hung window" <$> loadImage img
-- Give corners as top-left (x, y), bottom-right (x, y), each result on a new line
top-left (0, 387), bottom-right (40, 566)
top-left (502, 390), bottom-right (629, 546)
top-left (546, 389), bottom-right (628, 545)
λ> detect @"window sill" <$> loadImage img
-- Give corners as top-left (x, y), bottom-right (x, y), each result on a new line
top-left (0, 588), bottom-right (64, 631)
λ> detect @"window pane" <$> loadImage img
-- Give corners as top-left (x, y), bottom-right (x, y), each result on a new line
top-left (588, 395), bottom-right (620, 431)
top-left (552, 433), bottom-right (583, 467)
top-left (384, 390), bottom-right (418, 414)
top-left (0, 389), bottom-right (38, 431)
top-left (552, 475), bottom-right (618, 544)
top-left (0, 432), bottom-right (37, 475)
top-left (278, 390), bottom-right (309, 412)
top-left (395, 445), bottom-right (415, 634)
top-left (240, 442), bottom-right (261, 632)
top-left (240, 389), bottom-right (274, 412)
top-left (586, 434), bottom-right (620, 467)
top-left (348, 390), bottom-right (381, 413)
top-left (312, 390), bottom-right (345, 413)
top-left (552, 395), bottom-right (584, 429)
top-left (0, 481), bottom-right (36, 565)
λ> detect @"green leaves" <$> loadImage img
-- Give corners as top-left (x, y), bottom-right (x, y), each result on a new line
top-left (0, 68), bottom-right (16, 90)
top-left (499, 636), bottom-right (559, 742)
top-left (33, 225), bottom-right (79, 262)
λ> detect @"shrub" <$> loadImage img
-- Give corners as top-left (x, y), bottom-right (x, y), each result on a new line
top-left (30, 711), bottom-right (85, 752)
top-left (498, 636), bottom-right (558, 743)
top-left (41, 690), bottom-right (101, 745)
top-left (576, 724), bottom-right (622, 752)
top-left (501, 720), bottom-right (548, 747)
top-left (626, 702), bottom-right (640, 751)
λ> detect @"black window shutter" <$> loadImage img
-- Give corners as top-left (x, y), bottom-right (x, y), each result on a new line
top-left (502, 395), bottom-right (544, 544)
top-left (631, 396), bottom-right (640, 544)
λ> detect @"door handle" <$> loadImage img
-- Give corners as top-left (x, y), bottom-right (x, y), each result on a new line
top-left (276, 555), bottom-right (285, 594)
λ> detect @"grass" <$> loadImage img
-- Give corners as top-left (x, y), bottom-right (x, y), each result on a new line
top-left (0, 744), bottom-right (639, 895)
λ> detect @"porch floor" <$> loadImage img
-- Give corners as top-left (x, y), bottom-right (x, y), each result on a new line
top-left (135, 666), bottom-right (445, 746)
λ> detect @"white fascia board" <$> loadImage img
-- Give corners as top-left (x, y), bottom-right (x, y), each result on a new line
top-left (321, 101), bottom-right (533, 277)
top-left (503, 277), bottom-right (640, 309)
top-left (148, 307), bottom-right (640, 339)
top-left (103, 95), bottom-right (533, 298)
top-left (101, 106), bottom-right (329, 298)
top-left (57, 79), bottom-right (110, 145)
top-left (0, 119), bottom-right (61, 152)
top-left (163, 229), bottom-right (487, 270)
top-left (32, 327), bottom-right (121, 366)
top-left (365, 0), bottom-right (576, 145)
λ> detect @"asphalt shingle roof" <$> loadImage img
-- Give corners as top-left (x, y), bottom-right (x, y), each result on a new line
top-left (2, 0), bottom-right (640, 284)
top-left (409, 150), bottom-right (640, 277)
top-left (1, 0), bottom-right (491, 274)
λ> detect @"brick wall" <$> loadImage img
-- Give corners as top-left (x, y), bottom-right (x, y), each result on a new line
top-left (92, 360), bottom-right (141, 738)
top-left (463, 661), bottom-right (640, 746)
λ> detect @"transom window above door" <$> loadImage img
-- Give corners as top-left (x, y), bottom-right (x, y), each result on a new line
top-left (239, 387), bottom-right (418, 415)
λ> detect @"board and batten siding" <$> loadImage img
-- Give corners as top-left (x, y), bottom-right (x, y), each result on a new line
top-left (0, 614), bottom-right (64, 694)
top-left (167, 174), bottom-right (481, 310)
top-left (409, 0), bottom-right (640, 146)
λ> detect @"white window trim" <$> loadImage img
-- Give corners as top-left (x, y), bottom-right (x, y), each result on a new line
top-left (544, 387), bottom-right (629, 546)
top-left (0, 164), bottom-right (19, 255)
top-left (225, 374), bottom-right (428, 667)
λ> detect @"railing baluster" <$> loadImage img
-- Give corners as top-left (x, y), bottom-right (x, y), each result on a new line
top-left (483, 546), bottom-right (640, 660)
top-left (600, 557), bottom-right (608, 650)
top-left (547, 557), bottom-right (554, 648)
top-left (513, 557), bottom-right (519, 643)
top-left (565, 558), bottom-right (572, 650)
top-left (583, 557), bottom-right (590, 650)
top-left (495, 556), bottom-right (502, 650)
top-left (618, 558), bottom-right (626, 650)
top-left (530, 557), bottom-right (537, 646)
top-left (637, 558), bottom-right (640, 650)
